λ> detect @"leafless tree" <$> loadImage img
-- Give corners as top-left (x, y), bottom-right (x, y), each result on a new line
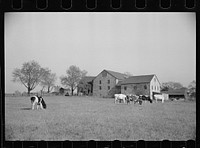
top-left (40, 68), bottom-right (57, 93)
top-left (12, 60), bottom-right (46, 95)
top-left (161, 81), bottom-right (183, 91)
top-left (60, 65), bottom-right (87, 96)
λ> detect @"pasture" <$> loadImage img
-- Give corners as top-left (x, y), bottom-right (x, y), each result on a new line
top-left (5, 96), bottom-right (196, 141)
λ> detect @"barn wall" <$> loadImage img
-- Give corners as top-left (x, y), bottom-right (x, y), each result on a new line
top-left (150, 75), bottom-right (161, 98)
top-left (121, 83), bottom-right (150, 96)
top-left (93, 70), bottom-right (118, 98)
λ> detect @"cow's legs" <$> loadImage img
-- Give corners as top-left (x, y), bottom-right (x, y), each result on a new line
top-left (32, 104), bottom-right (34, 110)
top-left (123, 98), bottom-right (126, 104)
top-left (32, 102), bottom-right (36, 110)
top-left (115, 97), bottom-right (117, 104)
top-left (40, 103), bottom-right (44, 109)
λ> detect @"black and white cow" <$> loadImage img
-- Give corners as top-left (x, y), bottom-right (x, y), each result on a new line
top-left (30, 95), bottom-right (47, 110)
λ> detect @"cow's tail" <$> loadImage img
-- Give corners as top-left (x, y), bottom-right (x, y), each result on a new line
top-left (41, 98), bottom-right (47, 109)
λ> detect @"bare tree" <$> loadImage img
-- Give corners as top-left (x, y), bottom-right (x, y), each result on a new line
top-left (12, 60), bottom-right (46, 95)
top-left (60, 65), bottom-right (87, 96)
top-left (161, 81), bottom-right (183, 91)
top-left (40, 68), bottom-right (57, 93)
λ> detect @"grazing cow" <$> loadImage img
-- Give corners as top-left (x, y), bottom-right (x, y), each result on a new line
top-left (154, 94), bottom-right (164, 103)
top-left (30, 95), bottom-right (47, 110)
top-left (139, 95), bottom-right (153, 103)
top-left (133, 95), bottom-right (143, 105)
top-left (114, 94), bottom-right (127, 104)
top-left (125, 95), bottom-right (131, 104)
top-left (126, 94), bottom-right (139, 104)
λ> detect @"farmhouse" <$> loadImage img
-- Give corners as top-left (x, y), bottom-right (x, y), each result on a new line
top-left (77, 76), bottom-right (95, 95)
top-left (93, 70), bottom-right (127, 97)
top-left (120, 74), bottom-right (161, 100)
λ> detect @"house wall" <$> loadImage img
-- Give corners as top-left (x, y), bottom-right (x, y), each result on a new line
top-left (93, 70), bottom-right (119, 98)
top-left (121, 83), bottom-right (150, 96)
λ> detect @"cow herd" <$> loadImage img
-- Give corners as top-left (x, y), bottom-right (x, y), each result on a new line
top-left (29, 93), bottom-right (165, 110)
top-left (114, 93), bottom-right (165, 105)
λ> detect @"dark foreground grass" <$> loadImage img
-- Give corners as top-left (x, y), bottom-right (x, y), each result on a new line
top-left (5, 96), bottom-right (196, 141)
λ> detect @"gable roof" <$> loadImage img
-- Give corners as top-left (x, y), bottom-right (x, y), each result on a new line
top-left (105, 70), bottom-right (127, 80)
top-left (80, 76), bottom-right (95, 83)
top-left (120, 74), bottom-right (155, 85)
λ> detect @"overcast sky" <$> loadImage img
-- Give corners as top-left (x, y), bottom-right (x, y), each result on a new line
top-left (5, 12), bottom-right (196, 93)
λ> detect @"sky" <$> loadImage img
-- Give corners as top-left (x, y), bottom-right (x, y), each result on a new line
top-left (5, 12), bottom-right (196, 93)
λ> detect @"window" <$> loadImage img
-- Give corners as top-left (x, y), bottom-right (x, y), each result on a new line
top-left (108, 80), bottom-right (110, 84)
top-left (152, 86), bottom-right (153, 90)
top-left (108, 86), bottom-right (110, 90)
top-left (155, 86), bottom-right (156, 90)
top-left (99, 80), bottom-right (101, 84)
top-left (99, 86), bottom-right (101, 90)
top-left (134, 86), bottom-right (137, 90)
top-left (124, 86), bottom-right (127, 91)
top-left (144, 85), bottom-right (147, 89)
top-left (154, 78), bottom-right (156, 82)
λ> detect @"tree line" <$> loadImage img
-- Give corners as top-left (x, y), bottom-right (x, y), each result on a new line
top-left (12, 60), bottom-right (86, 96)
top-left (12, 60), bottom-right (196, 99)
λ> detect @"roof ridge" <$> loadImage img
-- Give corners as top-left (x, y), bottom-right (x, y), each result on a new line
top-left (105, 69), bottom-right (127, 79)
top-left (130, 74), bottom-right (155, 77)
top-left (105, 69), bottom-right (126, 75)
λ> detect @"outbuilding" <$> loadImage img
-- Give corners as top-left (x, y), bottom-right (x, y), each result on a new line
top-left (161, 88), bottom-right (187, 100)
top-left (77, 76), bottom-right (95, 95)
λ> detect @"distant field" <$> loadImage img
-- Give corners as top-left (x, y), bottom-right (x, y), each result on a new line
top-left (5, 96), bottom-right (196, 141)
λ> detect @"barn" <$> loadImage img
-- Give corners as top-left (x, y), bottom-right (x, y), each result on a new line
top-left (120, 74), bottom-right (161, 100)
top-left (93, 70), bottom-right (127, 98)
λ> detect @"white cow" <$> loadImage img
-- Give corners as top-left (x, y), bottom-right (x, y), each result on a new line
top-left (114, 94), bottom-right (127, 104)
top-left (154, 94), bottom-right (165, 103)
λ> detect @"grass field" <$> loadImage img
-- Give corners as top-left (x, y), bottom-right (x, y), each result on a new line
top-left (5, 96), bottom-right (196, 141)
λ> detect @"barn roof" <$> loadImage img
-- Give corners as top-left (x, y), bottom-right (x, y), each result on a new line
top-left (105, 70), bottom-right (127, 80)
top-left (120, 74), bottom-right (155, 85)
